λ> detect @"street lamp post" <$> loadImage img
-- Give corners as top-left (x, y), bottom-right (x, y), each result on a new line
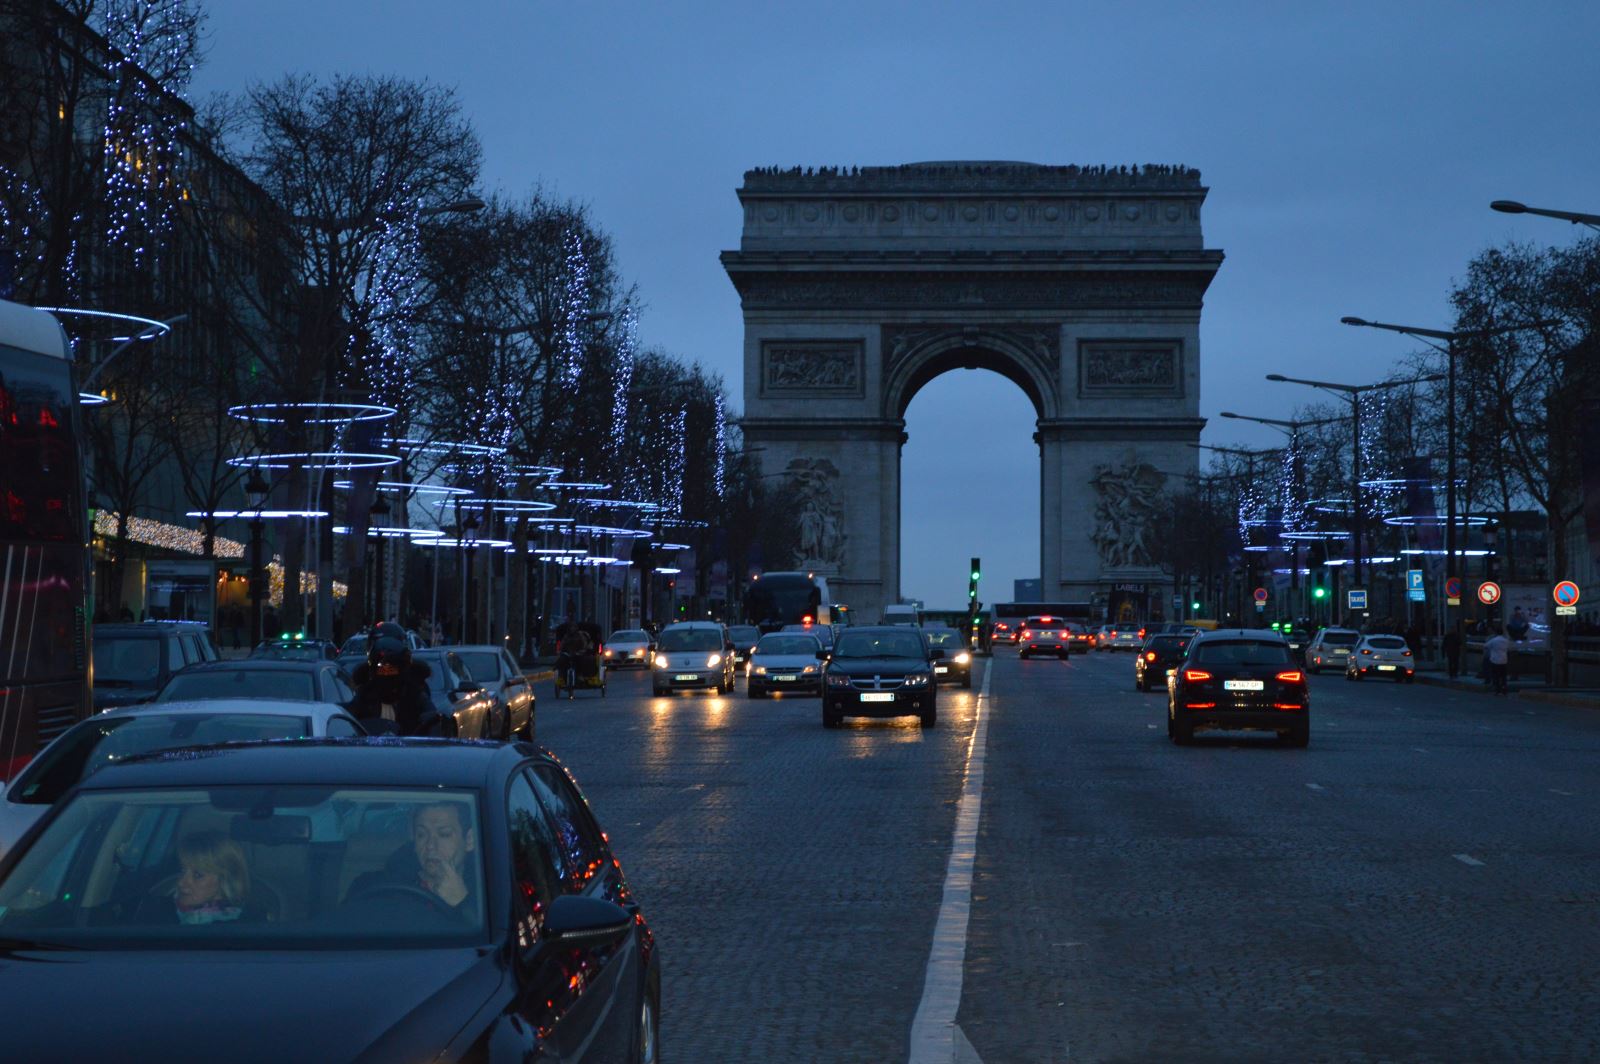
top-left (1262, 372), bottom-right (1444, 598)
top-left (245, 468), bottom-right (269, 648)
top-left (1490, 200), bottom-right (1600, 232)
top-left (369, 495), bottom-right (392, 623)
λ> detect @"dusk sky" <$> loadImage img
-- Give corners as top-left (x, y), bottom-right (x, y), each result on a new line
top-left (195, 1), bottom-right (1600, 609)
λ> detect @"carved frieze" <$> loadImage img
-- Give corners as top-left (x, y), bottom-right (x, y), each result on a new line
top-left (881, 324), bottom-right (1059, 376)
top-left (735, 272), bottom-right (1208, 309)
top-left (1078, 341), bottom-right (1182, 396)
top-left (785, 457), bottom-right (847, 570)
top-left (1089, 459), bottom-right (1169, 570)
top-left (760, 340), bottom-right (864, 396)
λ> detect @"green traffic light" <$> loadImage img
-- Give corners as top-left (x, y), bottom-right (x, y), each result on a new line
top-left (1191, 601), bottom-right (1201, 611)
top-left (1313, 587), bottom-right (1327, 600)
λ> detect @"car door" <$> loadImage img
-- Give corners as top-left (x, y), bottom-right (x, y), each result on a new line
top-left (528, 764), bottom-right (640, 1061)
top-left (446, 652), bottom-right (488, 738)
top-left (500, 650), bottom-right (531, 731)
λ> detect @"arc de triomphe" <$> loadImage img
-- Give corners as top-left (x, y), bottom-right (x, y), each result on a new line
top-left (722, 162), bottom-right (1224, 621)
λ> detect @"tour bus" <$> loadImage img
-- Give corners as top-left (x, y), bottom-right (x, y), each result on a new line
top-left (744, 571), bottom-right (834, 633)
top-left (0, 300), bottom-right (91, 780)
top-left (990, 601), bottom-right (1095, 643)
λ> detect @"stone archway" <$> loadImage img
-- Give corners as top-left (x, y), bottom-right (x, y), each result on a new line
top-left (723, 162), bottom-right (1224, 621)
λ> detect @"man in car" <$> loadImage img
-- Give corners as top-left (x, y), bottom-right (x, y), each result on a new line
top-left (350, 622), bottom-right (445, 736)
top-left (346, 800), bottom-right (479, 917)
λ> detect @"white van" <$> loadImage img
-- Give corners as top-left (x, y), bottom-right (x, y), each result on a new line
top-left (882, 604), bottom-right (921, 626)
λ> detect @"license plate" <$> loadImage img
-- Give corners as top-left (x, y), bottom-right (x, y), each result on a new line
top-left (1377, 665), bottom-right (1397, 671)
top-left (935, 666), bottom-right (949, 674)
top-left (860, 692), bottom-right (895, 703)
top-left (773, 674), bottom-right (795, 682)
top-left (1224, 679), bottom-right (1264, 691)
top-left (673, 674), bottom-right (699, 682)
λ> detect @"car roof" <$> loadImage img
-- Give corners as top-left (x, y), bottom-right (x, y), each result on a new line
top-left (175, 659), bottom-right (335, 673)
top-left (72, 737), bottom-right (532, 791)
top-left (838, 625), bottom-right (922, 635)
top-left (662, 621), bottom-right (724, 630)
top-left (103, 698), bottom-right (346, 721)
top-left (448, 644), bottom-right (507, 653)
top-left (1318, 627), bottom-right (1360, 635)
top-left (1192, 628), bottom-right (1289, 644)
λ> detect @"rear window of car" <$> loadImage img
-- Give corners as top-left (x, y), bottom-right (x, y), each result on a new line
top-left (455, 652), bottom-right (502, 682)
top-left (157, 670), bottom-right (317, 702)
top-left (1320, 631), bottom-right (1360, 646)
top-left (1367, 637), bottom-right (1407, 650)
top-left (1193, 641), bottom-right (1293, 666)
top-left (1151, 636), bottom-right (1191, 651)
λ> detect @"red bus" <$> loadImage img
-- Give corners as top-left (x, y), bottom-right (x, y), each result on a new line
top-left (0, 300), bottom-right (91, 779)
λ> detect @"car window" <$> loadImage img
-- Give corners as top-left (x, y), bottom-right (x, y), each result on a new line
top-left (755, 635), bottom-right (821, 655)
top-left (331, 671), bottom-right (356, 704)
top-left (455, 652), bottom-right (501, 683)
top-left (528, 765), bottom-right (606, 892)
top-left (1151, 636), bottom-right (1191, 652)
top-left (174, 635), bottom-right (198, 667)
top-left (1367, 637), bottom-right (1407, 650)
top-left (658, 628), bottom-right (722, 652)
top-left (508, 772), bottom-right (563, 911)
top-left (324, 716), bottom-right (363, 738)
top-left (157, 670), bottom-right (317, 703)
top-left (609, 630), bottom-right (648, 642)
top-left (921, 629), bottom-right (963, 647)
top-left (447, 653), bottom-right (471, 684)
top-left (1192, 641), bottom-right (1293, 666)
top-left (92, 638), bottom-right (162, 684)
top-left (0, 786), bottom-right (487, 948)
top-left (1320, 631), bottom-right (1360, 646)
top-left (833, 631), bottom-right (926, 659)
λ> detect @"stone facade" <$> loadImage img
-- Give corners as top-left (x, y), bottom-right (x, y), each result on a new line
top-left (724, 162), bottom-right (1223, 620)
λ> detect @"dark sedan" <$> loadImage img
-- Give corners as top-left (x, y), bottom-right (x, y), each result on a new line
top-left (1167, 630), bottom-right (1310, 747)
top-left (0, 740), bottom-right (659, 1062)
top-left (822, 626), bottom-right (939, 728)
top-left (921, 626), bottom-right (973, 688)
top-left (1134, 633), bottom-right (1193, 692)
top-left (154, 659), bottom-right (356, 709)
top-left (412, 649), bottom-right (496, 739)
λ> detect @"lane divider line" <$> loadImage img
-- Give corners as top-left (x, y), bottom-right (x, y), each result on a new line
top-left (908, 659), bottom-right (994, 1064)
top-left (1453, 853), bottom-right (1485, 867)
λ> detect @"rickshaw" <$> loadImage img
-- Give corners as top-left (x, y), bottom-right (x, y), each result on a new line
top-left (554, 621), bottom-right (607, 699)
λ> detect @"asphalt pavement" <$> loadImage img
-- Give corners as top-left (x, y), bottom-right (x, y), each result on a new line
top-left (533, 648), bottom-right (1600, 1063)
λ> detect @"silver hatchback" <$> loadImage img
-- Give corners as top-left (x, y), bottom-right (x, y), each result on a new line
top-left (1346, 635), bottom-right (1416, 682)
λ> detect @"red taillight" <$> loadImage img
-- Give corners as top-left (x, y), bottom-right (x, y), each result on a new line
top-left (1145, 651), bottom-right (1157, 661)
top-left (1186, 702), bottom-right (1216, 709)
top-left (1138, 628), bottom-right (1146, 639)
top-left (1360, 648), bottom-right (1372, 655)
top-left (1272, 703), bottom-right (1304, 710)
top-left (1403, 650), bottom-right (1412, 657)
top-left (1275, 670), bottom-right (1304, 683)
top-left (1183, 669), bottom-right (1212, 682)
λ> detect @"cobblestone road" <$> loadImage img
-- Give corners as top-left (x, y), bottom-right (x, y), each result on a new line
top-left (535, 648), bottom-right (1600, 1063)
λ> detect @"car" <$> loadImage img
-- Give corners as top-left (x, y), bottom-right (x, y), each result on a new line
top-left (249, 638), bottom-right (340, 662)
top-left (991, 619), bottom-right (1019, 645)
top-left (0, 739), bottom-right (660, 1062)
top-left (411, 648), bottom-right (497, 738)
top-left (1135, 632), bottom-right (1194, 692)
top-left (651, 621), bottom-right (737, 695)
top-left (881, 604), bottom-right (920, 626)
top-left (1106, 623), bottom-right (1146, 652)
top-left (450, 645), bottom-right (537, 741)
top-left (920, 626), bottom-right (974, 688)
top-left (1306, 627), bottom-right (1361, 673)
top-left (603, 629), bottom-right (656, 669)
top-left (746, 631), bottom-right (825, 697)
top-left (1282, 627), bottom-right (1311, 664)
top-left (154, 659), bottom-right (356, 709)
top-left (1060, 621), bottom-right (1095, 651)
top-left (1018, 618), bottom-right (1071, 660)
top-left (822, 626), bottom-right (938, 728)
top-left (1094, 624), bottom-right (1117, 650)
top-left (1167, 629), bottom-right (1309, 747)
top-left (781, 621), bottom-right (835, 655)
top-left (91, 623), bottom-right (220, 711)
top-left (726, 625), bottom-right (761, 666)
top-left (0, 699), bottom-right (366, 858)
top-left (1345, 634), bottom-right (1416, 682)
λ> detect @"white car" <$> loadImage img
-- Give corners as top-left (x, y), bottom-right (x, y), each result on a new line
top-left (1346, 635), bottom-right (1416, 682)
top-left (747, 632), bottom-right (825, 697)
top-left (604, 629), bottom-right (655, 669)
top-left (1307, 627), bottom-right (1362, 673)
top-left (0, 699), bottom-right (365, 859)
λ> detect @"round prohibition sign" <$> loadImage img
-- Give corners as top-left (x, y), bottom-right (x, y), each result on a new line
top-left (1476, 581), bottom-right (1501, 606)
top-left (1253, 587), bottom-right (1269, 603)
top-left (1553, 581), bottom-right (1580, 607)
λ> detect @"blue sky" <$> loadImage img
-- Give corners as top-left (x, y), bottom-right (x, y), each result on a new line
top-left (195, 1), bottom-right (1600, 608)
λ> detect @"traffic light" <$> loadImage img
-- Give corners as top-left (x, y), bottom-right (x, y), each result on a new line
top-left (1312, 585), bottom-right (1327, 601)
top-left (970, 558), bottom-right (981, 583)
top-left (967, 557), bottom-right (982, 629)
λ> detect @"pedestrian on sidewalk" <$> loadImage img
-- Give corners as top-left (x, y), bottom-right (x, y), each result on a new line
top-left (1484, 626), bottom-right (1510, 695)
top-left (1442, 626), bottom-right (1463, 679)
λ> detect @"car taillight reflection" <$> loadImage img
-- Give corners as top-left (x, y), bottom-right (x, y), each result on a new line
top-left (1145, 651), bottom-right (1157, 661)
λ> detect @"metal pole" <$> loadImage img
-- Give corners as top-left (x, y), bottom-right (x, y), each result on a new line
top-left (249, 517), bottom-right (265, 646)
top-left (1351, 393), bottom-right (1364, 597)
top-left (1445, 337), bottom-right (1458, 632)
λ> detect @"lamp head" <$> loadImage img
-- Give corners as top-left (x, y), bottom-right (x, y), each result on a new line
top-left (1339, 316), bottom-right (1368, 327)
top-left (1219, 411), bottom-right (1241, 420)
top-left (1265, 374), bottom-right (1288, 382)
top-left (1489, 200), bottom-right (1527, 215)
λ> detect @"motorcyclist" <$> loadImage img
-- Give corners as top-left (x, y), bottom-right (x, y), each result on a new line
top-left (349, 622), bottom-right (452, 736)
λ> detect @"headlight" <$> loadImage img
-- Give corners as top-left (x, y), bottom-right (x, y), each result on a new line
top-left (753, 665), bottom-right (767, 676)
top-left (707, 653), bottom-right (722, 668)
top-left (827, 673), bottom-right (853, 688)
top-left (802, 664), bottom-right (816, 674)
top-left (954, 651), bottom-right (971, 664)
top-left (905, 673), bottom-right (931, 687)
top-left (654, 654), bottom-right (669, 668)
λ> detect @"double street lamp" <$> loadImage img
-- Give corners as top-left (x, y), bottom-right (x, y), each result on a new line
top-left (1261, 372), bottom-right (1443, 590)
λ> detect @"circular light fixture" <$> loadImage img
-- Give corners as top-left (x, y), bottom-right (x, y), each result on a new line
top-left (411, 536), bottom-right (514, 549)
top-left (539, 481), bottom-right (611, 491)
top-left (228, 402), bottom-right (396, 424)
top-left (1382, 514), bottom-right (1491, 527)
top-left (568, 524), bottom-right (651, 538)
top-left (532, 548), bottom-right (588, 555)
top-left (227, 452), bottom-right (400, 471)
top-left (78, 392), bottom-right (112, 406)
top-left (1278, 530), bottom-right (1349, 541)
top-left (458, 498), bottom-right (559, 512)
top-left (653, 566), bottom-right (682, 575)
top-left (38, 306), bottom-right (173, 342)
top-left (382, 438), bottom-right (507, 457)
top-left (652, 541), bottom-right (692, 551)
top-left (187, 509), bottom-right (328, 520)
top-left (333, 526), bottom-right (444, 539)
top-left (1398, 547), bottom-right (1492, 557)
top-left (332, 480), bottom-right (473, 497)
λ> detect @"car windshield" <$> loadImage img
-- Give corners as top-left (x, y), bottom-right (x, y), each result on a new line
top-left (756, 635), bottom-right (820, 655)
top-left (93, 638), bottom-right (161, 684)
top-left (1367, 637), bottom-right (1407, 650)
top-left (610, 630), bottom-right (647, 643)
top-left (658, 628), bottom-right (723, 652)
top-left (454, 652), bottom-right (502, 681)
top-left (5, 715), bottom-right (311, 806)
top-left (1193, 641), bottom-right (1294, 666)
top-left (157, 670), bottom-right (317, 703)
top-left (922, 629), bottom-right (963, 647)
top-left (1320, 631), bottom-right (1360, 646)
top-left (833, 631), bottom-right (926, 659)
top-left (0, 785), bottom-right (486, 949)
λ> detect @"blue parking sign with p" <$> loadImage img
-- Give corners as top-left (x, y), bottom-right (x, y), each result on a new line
top-left (1407, 570), bottom-right (1424, 592)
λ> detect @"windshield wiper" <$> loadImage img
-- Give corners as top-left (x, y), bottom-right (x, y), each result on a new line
top-left (0, 935), bottom-right (84, 952)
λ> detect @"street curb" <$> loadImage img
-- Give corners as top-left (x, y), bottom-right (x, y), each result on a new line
top-left (1518, 689), bottom-right (1600, 711)
top-left (527, 669), bottom-right (555, 683)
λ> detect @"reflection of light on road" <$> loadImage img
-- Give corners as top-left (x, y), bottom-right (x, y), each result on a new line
top-left (703, 696), bottom-right (730, 727)
top-left (647, 695), bottom-right (676, 764)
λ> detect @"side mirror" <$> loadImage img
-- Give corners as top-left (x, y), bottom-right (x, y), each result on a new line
top-left (540, 894), bottom-right (633, 948)
top-left (815, 649), bottom-right (829, 661)
top-left (929, 648), bottom-right (946, 660)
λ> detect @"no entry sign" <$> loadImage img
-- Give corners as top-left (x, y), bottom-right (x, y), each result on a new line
top-left (1477, 581), bottom-right (1501, 606)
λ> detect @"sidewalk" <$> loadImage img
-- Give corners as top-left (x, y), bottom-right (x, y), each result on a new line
top-left (1414, 669), bottom-right (1600, 710)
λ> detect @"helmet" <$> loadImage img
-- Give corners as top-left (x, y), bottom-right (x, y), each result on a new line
top-left (366, 622), bottom-right (411, 676)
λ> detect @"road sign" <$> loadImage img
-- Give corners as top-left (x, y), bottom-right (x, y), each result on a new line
top-left (1253, 587), bottom-right (1268, 603)
top-left (1553, 581), bottom-right (1580, 607)
top-left (1445, 576), bottom-right (1462, 605)
top-left (1477, 581), bottom-right (1501, 606)
top-left (1348, 589), bottom-right (1368, 610)
top-left (1557, 605), bottom-right (1577, 616)
top-left (1407, 570), bottom-right (1424, 593)
top-left (1255, 601), bottom-right (1266, 612)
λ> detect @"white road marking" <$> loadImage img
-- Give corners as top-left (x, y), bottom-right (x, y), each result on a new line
top-left (1305, 783), bottom-right (1325, 792)
top-left (1453, 853), bottom-right (1485, 867)
top-left (909, 658), bottom-right (994, 1064)
top-left (1412, 747), bottom-right (1430, 755)
top-left (1549, 789), bottom-right (1576, 797)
